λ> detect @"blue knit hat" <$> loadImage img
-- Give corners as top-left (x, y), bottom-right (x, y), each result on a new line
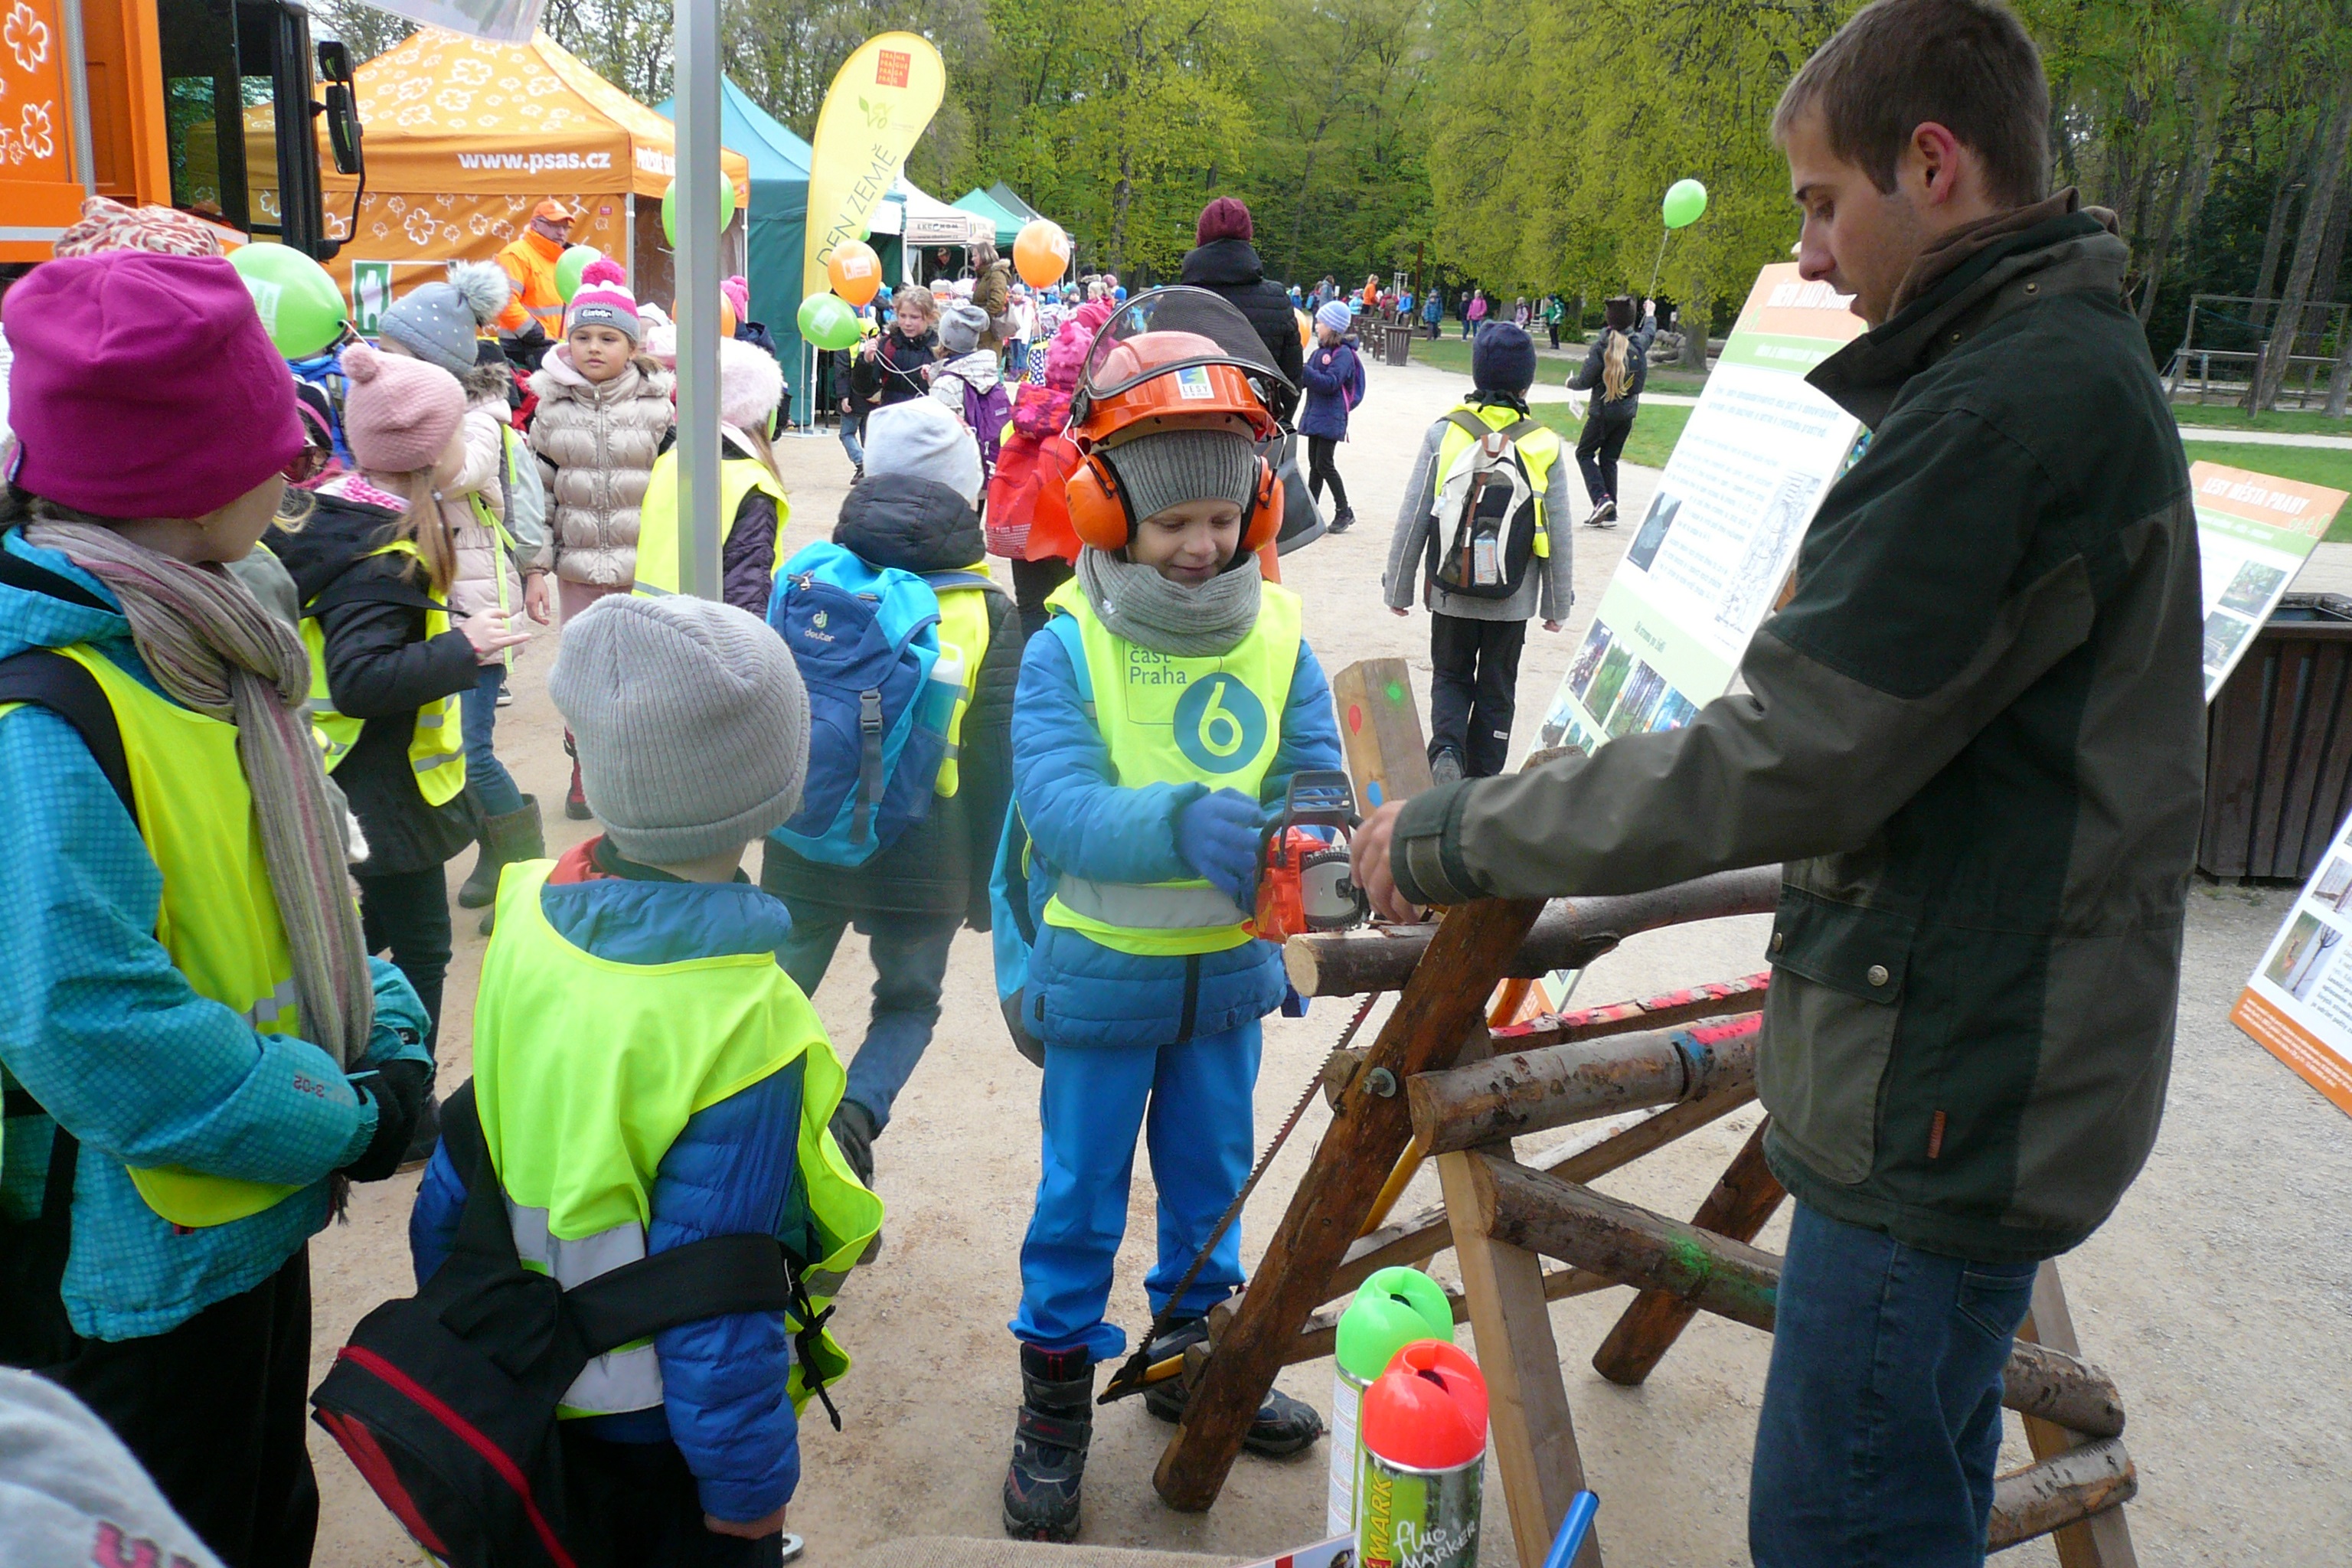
top-left (1315, 301), bottom-right (1353, 336)
top-left (1472, 322), bottom-right (1537, 394)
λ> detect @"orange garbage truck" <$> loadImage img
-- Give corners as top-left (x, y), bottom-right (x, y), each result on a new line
top-left (0, 0), bottom-right (361, 263)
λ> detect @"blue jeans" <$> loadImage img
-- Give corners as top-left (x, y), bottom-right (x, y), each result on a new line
top-left (838, 411), bottom-right (865, 469)
top-left (773, 900), bottom-right (957, 1131)
top-left (1011, 1022), bottom-right (1261, 1361)
top-left (459, 662), bottom-right (524, 817)
top-left (1750, 1202), bottom-right (2040, 1568)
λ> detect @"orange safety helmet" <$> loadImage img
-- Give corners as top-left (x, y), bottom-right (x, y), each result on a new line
top-left (1063, 289), bottom-right (1291, 555)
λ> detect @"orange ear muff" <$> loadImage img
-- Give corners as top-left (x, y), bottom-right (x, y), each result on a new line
top-left (1065, 452), bottom-right (1132, 551)
top-left (1240, 455), bottom-right (1283, 553)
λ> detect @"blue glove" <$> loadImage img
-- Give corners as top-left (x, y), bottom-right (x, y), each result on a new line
top-left (1176, 789), bottom-right (1264, 911)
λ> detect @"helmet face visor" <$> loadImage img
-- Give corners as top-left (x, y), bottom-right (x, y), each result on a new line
top-left (1080, 286), bottom-right (1289, 403)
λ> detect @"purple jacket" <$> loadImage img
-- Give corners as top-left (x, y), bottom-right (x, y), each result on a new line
top-left (1298, 341), bottom-right (1364, 441)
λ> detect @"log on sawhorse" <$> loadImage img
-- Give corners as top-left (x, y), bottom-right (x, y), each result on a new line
top-left (1152, 879), bottom-right (2141, 1568)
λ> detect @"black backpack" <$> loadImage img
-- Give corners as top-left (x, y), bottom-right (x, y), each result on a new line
top-left (312, 1082), bottom-right (819, 1568)
top-left (1425, 408), bottom-right (1545, 600)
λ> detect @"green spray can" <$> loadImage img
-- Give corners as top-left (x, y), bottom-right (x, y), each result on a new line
top-left (1328, 1268), bottom-right (1456, 1537)
top-left (1357, 1340), bottom-right (1488, 1568)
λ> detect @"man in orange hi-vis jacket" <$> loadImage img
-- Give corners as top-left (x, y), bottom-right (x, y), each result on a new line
top-left (494, 199), bottom-right (578, 338)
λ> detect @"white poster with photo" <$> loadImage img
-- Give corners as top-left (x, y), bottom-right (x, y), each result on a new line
top-left (2189, 461), bottom-right (2347, 698)
top-left (2235, 806), bottom-right (2352, 1121)
top-left (1528, 264), bottom-right (1866, 1006)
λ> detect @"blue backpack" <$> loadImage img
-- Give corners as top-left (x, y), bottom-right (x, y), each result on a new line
top-left (767, 542), bottom-right (990, 866)
top-left (988, 616), bottom-right (1092, 1065)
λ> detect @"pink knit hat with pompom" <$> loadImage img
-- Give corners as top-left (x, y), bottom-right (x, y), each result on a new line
top-left (338, 342), bottom-right (465, 475)
top-left (565, 256), bottom-right (642, 342)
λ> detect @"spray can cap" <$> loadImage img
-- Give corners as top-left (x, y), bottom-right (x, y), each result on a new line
top-left (1361, 1340), bottom-right (1488, 1471)
top-left (1335, 1267), bottom-right (1455, 1381)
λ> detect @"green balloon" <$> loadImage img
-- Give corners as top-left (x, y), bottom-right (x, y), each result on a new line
top-left (1662, 178), bottom-right (1709, 230)
top-left (798, 291), bottom-right (861, 351)
top-left (1334, 1266), bottom-right (1455, 1381)
top-left (661, 175), bottom-right (740, 247)
top-left (554, 245), bottom-right (601, 303)
top-left (227, 243), bottom-right (347, 359)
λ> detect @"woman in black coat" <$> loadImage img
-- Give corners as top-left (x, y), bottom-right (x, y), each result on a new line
top-left (1566, 295), bottom-right (1659, 528)
top-left (1178, 198), bottom-right (1304, 422)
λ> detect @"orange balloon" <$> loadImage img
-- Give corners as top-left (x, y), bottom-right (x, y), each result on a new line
top-left (1014, 219), bottom-right (1072, 288)
top-left (1296, 308), bottom-right (1312, 348)
top-left (828, 241), bottom-right (883, 306)
top-left (720, 294), bottom-right (738, 337)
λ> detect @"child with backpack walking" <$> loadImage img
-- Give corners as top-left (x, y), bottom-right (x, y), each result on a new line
top-left (528, 257), bottom-right (675, 819)
top-left (852, 285), bottom-right (940, 410)
top-left (934, 299), bottom-right (1013, 478)
top-left (635, 336), bottom-right (791, 614)
top-left (760, 397), bottom-right (1021, 1192)
top-left (1298, 300), bottom-right (1365, 535)
top-left (397, 593), bottom-right (880, 1565)
top-left (995, 299), bottom-right (1344, 1542)
top-left (272, 344), bottom-right (533, 1156)
top-left (1567, 294), bottom-right (1657, 528)
top-left (1381, 322), bottom-right (1573, 782)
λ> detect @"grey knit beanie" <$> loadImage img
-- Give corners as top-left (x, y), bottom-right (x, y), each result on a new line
top-left (1103, 427), bottom-right (1258, 525)
top-left (939, 299), bottom-right (989, 356)
top-left (864, 397), bottom-right (983, 503)
top-left (549, 596), bottom-right (810, 865)
top-left (379, 262), bottom-right (509, 375)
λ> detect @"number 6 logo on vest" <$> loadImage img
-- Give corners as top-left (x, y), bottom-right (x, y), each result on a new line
top-left (1174, 673), bottom-right (1269, 773)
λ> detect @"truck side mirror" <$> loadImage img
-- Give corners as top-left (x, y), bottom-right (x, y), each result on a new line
top-left (317, 41), bottom-right (363, 178)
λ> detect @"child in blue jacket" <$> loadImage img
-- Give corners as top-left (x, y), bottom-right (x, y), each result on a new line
top-left (1298, 300), bottom-right (1366, 534)
top-left (409, 594), bottom-right (880, 1563)
top-left (996, 322), bottom-right (1344, 1541)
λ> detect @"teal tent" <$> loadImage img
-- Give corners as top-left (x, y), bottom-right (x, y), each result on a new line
top-left (988, 181), bottom-right (1044, 224)
top-left (953, 188), bottom-right (1025, 250)
top-left (660, 78), bottom-right (819, 426)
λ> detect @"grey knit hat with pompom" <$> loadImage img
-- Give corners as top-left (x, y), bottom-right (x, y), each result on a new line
top-left (379, 260), bottom-right (511, 375)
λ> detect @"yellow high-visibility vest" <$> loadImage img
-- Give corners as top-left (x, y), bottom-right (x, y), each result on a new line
top-left (634, 445), bottom-right (790, 599)
top-left (300, 541), bottom-right (466, 806)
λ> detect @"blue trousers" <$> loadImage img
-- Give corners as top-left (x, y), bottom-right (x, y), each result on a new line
top-left (838, 411), bottom-right (865, 469)
top-left (1011, 1022), bottom-right (1262, 1361)
top-left (459, 662), bottom-right (525, 817)
top-left (1750, 1202), bottom-right (2040, 1568)
top-left (773, 900), bottom-right (959, 1132)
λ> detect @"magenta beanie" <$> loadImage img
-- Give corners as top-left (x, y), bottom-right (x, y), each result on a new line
top-left (338, 343), bottom-right (465, 475)
top-left (5, 252), bottom-right (302, 519)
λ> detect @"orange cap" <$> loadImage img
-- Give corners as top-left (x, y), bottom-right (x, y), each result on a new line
top-left (532, 198), bottom-right (578, 224)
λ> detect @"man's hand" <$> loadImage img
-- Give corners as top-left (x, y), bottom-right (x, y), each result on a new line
top-left (705, 1506), bottom-right (786, 1540)
top-left (1351, 800), bottom-right (1423, 924)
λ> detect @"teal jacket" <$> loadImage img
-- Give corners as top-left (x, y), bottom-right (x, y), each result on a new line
top-left (0, 532), bottom-right (432, 1341)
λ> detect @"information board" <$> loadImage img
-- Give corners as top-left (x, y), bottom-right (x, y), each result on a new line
top-left (2189, 460), bottom-right (2347, 698)
top-left (2233, 805), bottom-right (2352, 1120)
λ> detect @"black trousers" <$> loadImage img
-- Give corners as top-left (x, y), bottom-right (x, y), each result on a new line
top-left (561, 1426), bottom-right (786, 1566)
top-left (1010, 554), bottom-right (1076, 639)
top-left (1547, 321), bottom-right (1561, 349)
top-left (1428, 613), bottom-right (1527, 779)
top-left (1576, 408), bottom-right (1635, 508)
top-left (44, 1248), bottom-right (318, 1568)
top-left (1305, 434), bottom-right (1349, 515)
top-left (358, 864), bottom-right (452, 1053)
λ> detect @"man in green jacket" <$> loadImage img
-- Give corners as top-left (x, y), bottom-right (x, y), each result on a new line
top-left (1354, 1), bottom-right (2201, 1562)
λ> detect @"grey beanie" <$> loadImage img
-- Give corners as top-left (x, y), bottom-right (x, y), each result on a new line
top-left (0, 1367), bottom-right (226, 1568)
top-left (939, 299), bottom-right (989, 356)
top-left (549, 596), bottom-right (810, 864)
top-left (1104, 427), bottom-right (1258, 525)
top-left (864, 397), bottom-right (983, 504)
top-left (379, 261), bottom-right (510, 375)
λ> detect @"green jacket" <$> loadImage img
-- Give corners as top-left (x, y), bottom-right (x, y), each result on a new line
top-left (1392, 196), bottom-right (2203, 1263)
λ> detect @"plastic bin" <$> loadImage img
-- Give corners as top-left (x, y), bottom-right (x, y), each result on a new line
top-left (2202, 593), bottom-right (2352, 880)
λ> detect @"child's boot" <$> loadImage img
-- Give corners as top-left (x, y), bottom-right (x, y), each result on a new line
top-left (1141, 1318), bottom-right (1324, 1456)
top-left (458, 795), bottom-right (544, 911)
top-left (1002, 1344), bottom-right (1092, 1541)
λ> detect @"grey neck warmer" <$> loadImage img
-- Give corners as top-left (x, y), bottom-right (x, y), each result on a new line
top-left (1077, 546), bottom-right (1262, 657)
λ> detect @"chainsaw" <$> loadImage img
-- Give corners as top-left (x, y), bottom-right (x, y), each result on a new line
top-left (1253, 769), bottom-right (1370, 942)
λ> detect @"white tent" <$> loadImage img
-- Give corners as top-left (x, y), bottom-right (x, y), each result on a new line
top-left (867, 175), bottom-right (989, 244)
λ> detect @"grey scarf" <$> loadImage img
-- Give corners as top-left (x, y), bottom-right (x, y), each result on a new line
top-left (1076, 547), bottom-right (1262, 657)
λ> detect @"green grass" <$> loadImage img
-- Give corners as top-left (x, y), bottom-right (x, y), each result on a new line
top-left (2172, 403), bottom-right (2350, 435)
top-left (1526, 403), bottom-right (1692, 471)
top-left (1398, 332), bottom-right (1713, 394)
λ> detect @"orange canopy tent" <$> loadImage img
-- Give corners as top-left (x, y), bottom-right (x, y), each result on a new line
top-left (316, 27), bottom-right (750, 319)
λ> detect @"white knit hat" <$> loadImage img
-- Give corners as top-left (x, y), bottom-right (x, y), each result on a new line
top-left (862, 397), bottom-right (982, 505)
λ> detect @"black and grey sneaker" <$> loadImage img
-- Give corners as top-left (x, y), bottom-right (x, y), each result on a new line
top-left (1139, 1318), bottom-right (1323, 1457)
top-left (1429, 748), bottom-right (1466, 787)
top-left (1582, 499), bottom-right (1617, 528)
top-left (1327, 507), bottom-right (1356, 535)
top-left (1003, 1344), bottom-right (1093, 1541)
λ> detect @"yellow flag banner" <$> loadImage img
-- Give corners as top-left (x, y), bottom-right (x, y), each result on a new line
top-left (802, 34), bottom-right (947, 300)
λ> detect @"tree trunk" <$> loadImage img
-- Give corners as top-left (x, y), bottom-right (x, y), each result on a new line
top-left (1109, 145), bottom-right (1134, 278)
top-left (2327, 332), bottom-right (2351, 419)
top-left (2259, 88), bottom-right (2352, 410)
top-left (1678, 289), bottom-right (1708, 371)
top-left (2139, 2), bottom-right (2245, 327)
top-left (2251, 150), bottom-right (2310, 328)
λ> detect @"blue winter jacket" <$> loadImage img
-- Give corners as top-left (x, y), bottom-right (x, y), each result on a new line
top-left (1298, 340), bottom-right (1365, 442)
top-left (410, 860), bottom-right (817, 1524)
top-left (1010, 610), bottom-right (1345, 1049)
top-left (0, 532), bottom-right (433, 1342)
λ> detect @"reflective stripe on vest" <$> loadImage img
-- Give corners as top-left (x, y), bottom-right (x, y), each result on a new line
top-left (1038, 577), bottom-right (1302, 958)
top-left (1435, 403), bottom-right (1563, 549)
top-left (42, 645), bottom-right (310, 1227)
top-left (930, 572), bottom-right (995, 798)
top-left (469, 428), bottom-right (525, 671)
top-left (474, 861), bottom-right (881, 1417)
top-left (633, 441), bottom-right (790, 599)
top-left (300, 541), bottom-right (467, 805)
